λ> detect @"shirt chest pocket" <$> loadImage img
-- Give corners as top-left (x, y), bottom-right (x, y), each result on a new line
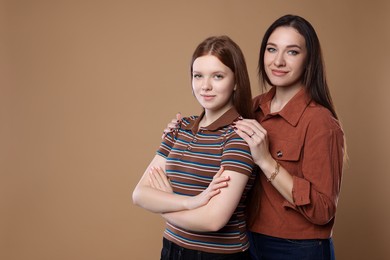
top-left (269, 139), bottom-right (303, 162)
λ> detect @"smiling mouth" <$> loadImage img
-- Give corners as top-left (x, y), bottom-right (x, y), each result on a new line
top-left (201, 95), bottom-right (215, 100)
top-left (272, 70), bottom-right (288, 76)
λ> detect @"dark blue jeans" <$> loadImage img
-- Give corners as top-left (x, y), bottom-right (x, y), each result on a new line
top-left (248, 232), bottom-right (335, 260)
top-left (161, 238), bottom-right (251, 260)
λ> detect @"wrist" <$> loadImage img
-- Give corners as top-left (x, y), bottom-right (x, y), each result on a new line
top-left (183, 197), bottom-right (190, 210)
top-left (258, 156), bottom-right (276, 173)
top-left (266, 161), bottom-right (280, 182)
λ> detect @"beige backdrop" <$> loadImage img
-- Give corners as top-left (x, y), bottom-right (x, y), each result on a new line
top-left (1, 0), bottom-right (389, 259)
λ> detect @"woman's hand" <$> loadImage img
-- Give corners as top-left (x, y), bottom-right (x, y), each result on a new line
top-left (234, 119), bottom-right (295, 204)
top-left (233, 119), bottom-right (274, 169)
top-left (162, 113), bottom-right (182, 139)
top-left (149, 166), bottom-right (230, 210)
top-left (149, 166), bottom-right (173, 193)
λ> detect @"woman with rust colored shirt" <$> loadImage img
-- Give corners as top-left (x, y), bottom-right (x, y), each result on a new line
top-left (233, 15), bottom-right (345, 260)
top-left (163, 14), bottom-right (345, 260)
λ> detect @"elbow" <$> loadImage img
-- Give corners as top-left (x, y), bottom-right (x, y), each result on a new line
top-left (318, 209), bottom-right (337, 225)
top-left (132, 192), bottom-right (137, 205)
top-left (307, 204), bottom-right (337, 225)
top-left (201, 223), bottom-right (224, 232)
top-left (201, 213), bottom-right (230, 232)
top-left (310, 215), bottom-right (333, 226)
top-left (207, 222), bottom-right (228, 232)
top-left (317, 202), bottom-right (337, 225)
top-left (132, 188), bottom-right (141, 206)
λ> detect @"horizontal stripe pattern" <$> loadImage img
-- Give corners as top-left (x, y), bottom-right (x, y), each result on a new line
top-left (157, 114), bottom-right (256, 254)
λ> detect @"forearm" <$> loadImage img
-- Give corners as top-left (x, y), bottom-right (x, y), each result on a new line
top-left (260, 159), bottom-right (294, 204)
top-left (132, 186), bottom-right (189, 214)
top-left (162, 203), bottom-right (228, 232)
top-left (261, 160), bottom-right (338, 224)
top-left (162, 171), bottom-right (248, 232)
top-left (133, 154), bottom-right (192, 213)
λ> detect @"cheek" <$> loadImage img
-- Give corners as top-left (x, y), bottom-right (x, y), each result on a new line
top-left (192, 81), bottom-right (200, 91)
top-left (222, 81), bottom-right (235, 93)
top-left (264, 51), bottom-right (275, 62)
top-left (222, 86), bottom-right (235, 99)
top-left (263, 55), bottom-right (271, 65)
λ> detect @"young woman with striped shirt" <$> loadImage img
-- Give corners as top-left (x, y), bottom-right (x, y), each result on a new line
top-left (133, 35), bottom-right (256, 259)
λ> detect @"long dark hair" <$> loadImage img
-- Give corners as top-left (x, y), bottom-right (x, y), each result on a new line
top-left (258, 14), bottom-right (338, 119)
top-left (191, 36), bottom-right (253, 119)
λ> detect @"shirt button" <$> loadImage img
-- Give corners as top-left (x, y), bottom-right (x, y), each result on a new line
top-left (276, 151), bottom-right (283, 158)
top-left (193, 138), bottom-right (197, 143)
top-left (187, 146), bottom-right (192, 150)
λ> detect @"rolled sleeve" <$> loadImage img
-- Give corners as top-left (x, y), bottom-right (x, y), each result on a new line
top-left (292, 121), bottom-right (344, 225)
top-left (282, 113), bottom-right (344, 225)
top-left (292, 176), bottom-right (311, 206)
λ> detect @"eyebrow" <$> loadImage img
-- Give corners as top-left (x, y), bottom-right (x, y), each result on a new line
top-left (267, 42), bottom-right (303, 49)
top-left (192, 70), bottom-right (227, 74)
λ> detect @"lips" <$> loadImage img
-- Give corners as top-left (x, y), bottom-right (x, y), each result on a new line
top-left (201, 94), bottom-right (216, 101)
top-left (271, 69), bottom-right (288, 76)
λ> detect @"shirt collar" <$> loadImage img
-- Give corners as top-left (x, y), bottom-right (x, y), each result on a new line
top-left (182, 107), bottom-right (241, 133)
top-left (255, 87), bottom-right (311, 126)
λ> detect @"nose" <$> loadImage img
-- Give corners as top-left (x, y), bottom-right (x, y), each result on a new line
top-left (201, 78), bottom-right (212, 91)
top-left (274, 52), bottom-right (285, 67)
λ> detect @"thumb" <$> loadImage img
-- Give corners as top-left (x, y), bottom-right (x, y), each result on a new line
top-left (176, 112), bottom-right (182, 121)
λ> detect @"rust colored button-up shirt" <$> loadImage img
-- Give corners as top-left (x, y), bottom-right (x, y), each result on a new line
top-left (249, 87), bottom-right (345, 239)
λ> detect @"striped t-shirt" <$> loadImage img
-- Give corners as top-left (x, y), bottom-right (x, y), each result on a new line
top-left (157, 108), bottom-right (256, 254)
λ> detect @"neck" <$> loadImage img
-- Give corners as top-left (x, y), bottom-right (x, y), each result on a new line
top-left (271, 85), bottom-right (303, 113)
top-left (200, 105), bottom-right (232, 127)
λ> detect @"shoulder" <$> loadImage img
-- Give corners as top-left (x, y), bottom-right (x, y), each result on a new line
top-left (304, 102), bottom-right (344, 135)
top-left (224, 127), bottom-right (251, 148)
top-left (253, 92), bottom-right (268, 100)
top-left (252, 92), bottom-right (268, 108)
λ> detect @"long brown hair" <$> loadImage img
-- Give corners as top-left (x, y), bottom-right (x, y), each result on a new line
top-left (191, 36), bottom-right (254, 119)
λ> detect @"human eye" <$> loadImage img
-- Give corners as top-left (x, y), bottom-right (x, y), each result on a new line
top-left (287, 50), bottom-right (299, 56)
top-left (266, 47), bottom-right (276, 53)
top-left (214, 74), bottom-right (224, 80)
top-left (192, 73), bottom-right (202, 79)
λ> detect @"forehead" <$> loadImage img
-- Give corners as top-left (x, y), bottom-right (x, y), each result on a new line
top-left (268, 26), bottom-right (306, 47)
top-left (192, 55), bottom-right (230, 72)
